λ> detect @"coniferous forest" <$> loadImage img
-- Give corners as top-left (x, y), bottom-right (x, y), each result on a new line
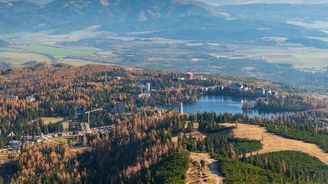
top-left (0, 64), bottom-right (326, 184)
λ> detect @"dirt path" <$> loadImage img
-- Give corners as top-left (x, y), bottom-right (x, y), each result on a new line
top-left (186, 152), bottom-right (225, 184)
top-left (222, 123), bottom-right (328, 164)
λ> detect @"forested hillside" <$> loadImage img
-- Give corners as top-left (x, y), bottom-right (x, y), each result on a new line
top-left (0, 64), bottom-right (326, 183)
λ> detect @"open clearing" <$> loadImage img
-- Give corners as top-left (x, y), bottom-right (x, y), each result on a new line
top-left (41, 117), bottom-right (70, 130)
top-left (211, 45), bottom-right (328, 68)
top-left (186, 152), bottom-right (225, 184)
top-left (48, 136), bottom-right (76, 145)
top-left (0, 45), bottom-right (103, 65)
top-left (0, 51), bottom-right (51, 65)
top-left (172, 122), bottom-right (206, 144)
top-left (222, 123), bottom-right (328, 164)
top-left (237, 46), bottom-right (328, 68)
top-left (41, 117), bottom-right (64, 125)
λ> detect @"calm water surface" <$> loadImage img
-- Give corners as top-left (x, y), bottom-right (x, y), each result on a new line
top-left (183, 95), bottom-right (260, 116)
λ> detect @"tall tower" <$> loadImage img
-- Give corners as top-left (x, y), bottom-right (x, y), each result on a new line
top-left (105, 73), bottom-right (108, 83)
top-left (180, 102), bottom-right (184, 115)
top-left (146, 82), bottom-right (151, 93)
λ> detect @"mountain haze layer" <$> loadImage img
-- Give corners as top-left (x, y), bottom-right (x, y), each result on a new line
top-left (1, 0), bottom-right (328, 91)
top-left (202, 0), bottom-right (328, 5)
top-left (1, 0), bottom-right (327, 47)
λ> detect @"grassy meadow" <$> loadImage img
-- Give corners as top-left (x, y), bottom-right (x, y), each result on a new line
top-left (18, 44), bottom-right (96, 58)
top-left (1, 30), bottom-right (328, 68)
top-left (0, 44), bottom-right (102, 65)
top-left (0, 51), bottom-right (52, 65)
top-left (234, 45), bottom-right (328, 68)
top-left (41, 117), bottom-right (64, 125)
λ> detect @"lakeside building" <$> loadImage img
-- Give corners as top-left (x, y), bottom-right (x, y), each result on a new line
top-left (272, 91), bottom-right (279, 97)
top-left (26, 95), bottom-right (36, 102)
top-left (8, 140), bottom-right (21, 149)
top-left (229, 83), bottom-right (244, 92)
top-left (255, 87), bottom-right (266, 96)
top-left (138, 93), bottom-right (151, 98)
top-left (9, 95), bottom-right (18, 100)
top-left (185, 72), bottom-right (193, 80)
top-left (7, 131), bottom-right (15, 138)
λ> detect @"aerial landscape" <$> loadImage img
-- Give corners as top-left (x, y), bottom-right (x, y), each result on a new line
top-left (0, 0), bottom-right (328, 183)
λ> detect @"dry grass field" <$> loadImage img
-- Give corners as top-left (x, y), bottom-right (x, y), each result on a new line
top-left (48, 136), bottom-right (76, 145)
top-left (186, 152), bottom-right (225, 184)
top-left (62, 122), bottom-right (70, 131)
top-left (222, 123), bottom-right (328, 164)
top-left (41, 117), bottom-right (64, 125)
top-left (41, 117), bottom-right (70, 131)
top-left (172, 122), bottom-right (206, 144)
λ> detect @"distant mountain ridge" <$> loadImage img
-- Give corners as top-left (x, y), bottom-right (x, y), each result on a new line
top-left (0, 0), bottom-right (216, 32)
top-left (3, 0), bottom-right (328, 5)
top-left (202, 0), bottom-right (328, 5)
top-left (0, 0), bottom-right (328, 48)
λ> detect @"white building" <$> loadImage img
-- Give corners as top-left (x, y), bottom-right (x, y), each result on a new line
top-left (272, 91), bottom-right (279, 97)
top-left (138, 93), bottom-right (151, 98)
top-left (255, 87), bottom-right (266, 96)
top-left (9, 95), bottom-right (18, 100)
top-left (80, 123), bottom-right (92, 134)
top-left (26, 96), bottom-right (36, 102)
top-left (146, 82), bottom-right (151, 93)
top-left (185, 72), bottom-right (193, 80)
top-left (138, 84), bottom-right (146, 90)
top-left (8, 140), bottom-right (21, 149)
top-left (230, 83), bottom-right (244, 92)
top-left (265, 90), bottom-right (272, 96)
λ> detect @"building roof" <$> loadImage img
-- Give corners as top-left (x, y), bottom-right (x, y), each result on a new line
top-left (230, 83), bottom-right (243, 88)
top-left (7, 131), bottom-right (15, 137)
top-left (110, 102), bottom-right (126, 115)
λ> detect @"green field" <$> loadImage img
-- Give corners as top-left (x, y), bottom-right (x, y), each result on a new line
top-left (2, 30), bottom-right (328, 68)
top-left (0, 43), bottom-right (104, 65)
top-left (0, 51), bottom-right (52, 65)
top-left (49, 136), bottom-right (77, 145)
top-left (19, 44), bottom-right (96, 58)
top-left (214, 45), bottom-right (328, 68)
